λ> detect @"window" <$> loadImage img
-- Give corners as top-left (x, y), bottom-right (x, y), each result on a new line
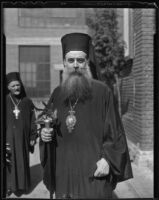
top-left (18, 8), bottom-right (86, 28)
top-left (19, 46), bottom-right (50, 98)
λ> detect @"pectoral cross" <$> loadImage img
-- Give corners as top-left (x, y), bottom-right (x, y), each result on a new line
top-left (13, 106), bottom-right (20, 119)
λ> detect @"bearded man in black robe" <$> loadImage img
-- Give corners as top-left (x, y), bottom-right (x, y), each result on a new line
top-left (40, 33), bottom-right (133, 199)
top-left (6, 72), bottom-right (37, 197)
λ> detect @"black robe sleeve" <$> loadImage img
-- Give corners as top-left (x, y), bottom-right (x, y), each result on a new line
top-left (101, 87), bottom-right (133, 189)
top-left (39, 88), bottom-right (58, 193)
top-left (29, 101), bottom-right (38, 153)
top-left (30, 101), bottom-right (38, 141)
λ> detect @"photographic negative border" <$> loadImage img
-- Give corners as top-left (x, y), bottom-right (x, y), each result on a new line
top-left (1, 0), bottom-right (158, 199)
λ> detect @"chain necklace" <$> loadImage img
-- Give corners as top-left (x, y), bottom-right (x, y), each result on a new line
top-left (9, 94), bottom-right (21, 119)
top-left (66, 98), bottom-right (79, 133)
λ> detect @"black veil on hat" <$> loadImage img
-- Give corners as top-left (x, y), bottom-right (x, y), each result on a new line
top-left (88, 40), bottom-right (101, 80)
top-left (61, 32), bottom-right (100, 80)
top-left (6, 72), bottom-right (27, 97)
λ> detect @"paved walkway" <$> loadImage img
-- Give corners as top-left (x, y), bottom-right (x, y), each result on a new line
top-left (8, 139), bottom-right (50, 199)
top-left (114, 163), bottom-right (153, 198)
top-left (8, 139), bottom-right (153, 199)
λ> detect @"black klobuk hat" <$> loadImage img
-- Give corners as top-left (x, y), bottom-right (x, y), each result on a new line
top-left (61, 32), bottom-right (91, 58)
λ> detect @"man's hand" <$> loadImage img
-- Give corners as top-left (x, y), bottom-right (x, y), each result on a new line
top-left (94, 158), bottom-right (110, 177)
top-left (41, 127), bottom-right (53, 142)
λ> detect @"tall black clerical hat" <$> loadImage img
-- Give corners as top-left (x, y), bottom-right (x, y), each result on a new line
top-left (61, 32), bottom-right (91, 58)
top-left (6, 72), bottom-right (26, 97)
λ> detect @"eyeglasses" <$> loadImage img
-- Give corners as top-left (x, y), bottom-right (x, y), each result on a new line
top-left (67, 58), bottom-right (86, 64)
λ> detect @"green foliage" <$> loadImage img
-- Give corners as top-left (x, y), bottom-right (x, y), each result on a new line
top-left (86, 8), bottom-right (129, 87)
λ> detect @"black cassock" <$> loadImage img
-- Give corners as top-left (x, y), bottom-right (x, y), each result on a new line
top-left (6, 94), bottom-right (37, 193)
top-left (40, 79), bottom-right (133, 199)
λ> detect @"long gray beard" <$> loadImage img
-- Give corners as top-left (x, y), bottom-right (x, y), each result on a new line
top-left (61, 67), bottom-right (92, 104)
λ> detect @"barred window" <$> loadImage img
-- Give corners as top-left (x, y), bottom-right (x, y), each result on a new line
top-left (19, 46), bottom-right (50, 98)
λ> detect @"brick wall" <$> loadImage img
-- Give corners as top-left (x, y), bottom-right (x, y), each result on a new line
top-left (122, 9), bottom-right (155, 151)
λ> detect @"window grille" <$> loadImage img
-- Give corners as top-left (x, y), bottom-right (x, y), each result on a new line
top-left (19, 46), bottom-right (50, 98)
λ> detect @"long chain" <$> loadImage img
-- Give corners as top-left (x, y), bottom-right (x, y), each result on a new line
top-left (9, 94), bottom-right (21, 108)
top-left (69, 98), bottom-right (79, 111)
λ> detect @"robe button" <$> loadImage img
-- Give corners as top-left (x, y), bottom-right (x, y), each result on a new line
top-left (13, 126), bottom-right (16, 128)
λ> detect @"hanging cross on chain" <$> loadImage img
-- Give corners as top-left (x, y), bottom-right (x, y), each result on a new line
top-left (13, 107), bottom-right (20, 119)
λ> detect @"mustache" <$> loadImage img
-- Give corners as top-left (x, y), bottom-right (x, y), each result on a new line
top-left (68, 70), bottom-right (84, 78)
top-left (14, 89), bottom-right (20, 92)
top-left (62, 64), bottom-right (92, 83)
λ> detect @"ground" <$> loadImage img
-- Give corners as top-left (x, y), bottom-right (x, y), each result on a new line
top-left (7, 138), bottom-right (153, 199)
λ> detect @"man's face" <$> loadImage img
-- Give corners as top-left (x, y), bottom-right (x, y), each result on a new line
top-left (62, 51), bottom-right (92, 103)
top-left (8, 80), bottom-right (21, 96)
top-left (64, 51), bottom-right (88, 73)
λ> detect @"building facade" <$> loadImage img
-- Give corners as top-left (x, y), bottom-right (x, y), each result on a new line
top-left (5, 8), bottom-right (88, 100)
top-left (4, 8), bottom-right (155, 168)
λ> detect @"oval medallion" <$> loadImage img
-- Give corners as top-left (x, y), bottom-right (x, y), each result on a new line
top-left (66, 111), bottom-right (77, 133)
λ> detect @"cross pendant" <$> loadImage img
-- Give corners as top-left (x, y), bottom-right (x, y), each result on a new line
top-left (13, 107), bottom-right (20, 119)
